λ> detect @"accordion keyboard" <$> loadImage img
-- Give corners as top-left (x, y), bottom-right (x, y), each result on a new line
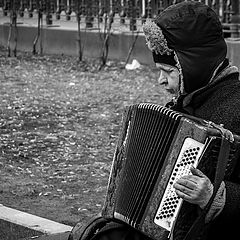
top-left (154, 137), bottom-right (205, 231)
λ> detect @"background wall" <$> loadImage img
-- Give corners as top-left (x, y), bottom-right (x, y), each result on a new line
top-left (1, 24), bottom-right (240, 68)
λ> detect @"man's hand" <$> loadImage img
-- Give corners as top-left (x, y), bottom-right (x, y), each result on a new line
top-left (173, 167), bottom-right (213, 209)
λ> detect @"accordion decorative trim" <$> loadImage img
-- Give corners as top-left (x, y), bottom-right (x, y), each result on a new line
top-left (143, 20), bottom-right (173, 55)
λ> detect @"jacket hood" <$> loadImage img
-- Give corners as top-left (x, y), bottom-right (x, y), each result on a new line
top-left (146, 1), bottom-right (227, 94)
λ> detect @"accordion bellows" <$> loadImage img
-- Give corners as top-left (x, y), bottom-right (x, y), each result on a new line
top-left (102, 103), bottom-right (240, 240)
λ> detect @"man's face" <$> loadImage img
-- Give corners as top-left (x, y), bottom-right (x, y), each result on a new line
top-left (156, 63), bottom-right (180, 95)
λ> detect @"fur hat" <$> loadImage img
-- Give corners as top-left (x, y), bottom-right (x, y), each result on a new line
top-left (143, 1), bottom-right (227, 94)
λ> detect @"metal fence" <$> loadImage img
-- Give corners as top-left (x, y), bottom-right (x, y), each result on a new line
top-left (0, 0), bottom-right (240, 37)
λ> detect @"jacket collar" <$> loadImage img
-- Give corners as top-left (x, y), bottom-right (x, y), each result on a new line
top-left (182, 64), bottom-right (239, 109)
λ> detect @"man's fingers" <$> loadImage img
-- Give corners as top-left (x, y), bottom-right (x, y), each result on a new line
top-left (174, 178), bottom-right (195, 190)
top-left (190, 166), bottom-right (206, 178)
top-left (174, 183), bottom-right (193, 197)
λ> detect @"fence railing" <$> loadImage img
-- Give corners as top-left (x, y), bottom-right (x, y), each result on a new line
top-left (0, 0), bottom-right (240, 37)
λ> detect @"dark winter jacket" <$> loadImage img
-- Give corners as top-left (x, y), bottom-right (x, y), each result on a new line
top-left (191, 72), bottom-right (240, 240)
top-left (170, 67), bottom-right (240, 240)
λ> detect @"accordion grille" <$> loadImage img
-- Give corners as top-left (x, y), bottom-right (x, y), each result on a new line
top-left (113, 104), bottom-right (182, 226)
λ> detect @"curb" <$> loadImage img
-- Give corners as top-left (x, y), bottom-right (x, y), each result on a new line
top-left (0, 204), bottom-right (72, 240)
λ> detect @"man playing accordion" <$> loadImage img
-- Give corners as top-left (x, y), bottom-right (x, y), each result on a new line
top-left (69, 2), bottom-right (240, 240)
top-left (142, 1), bottom-right (240, 239)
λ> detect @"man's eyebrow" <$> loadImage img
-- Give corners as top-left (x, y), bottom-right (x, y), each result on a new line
top-left (155, 64), bottom-right (176, 72)
top-left (161, 66), bottom-right (174, 71)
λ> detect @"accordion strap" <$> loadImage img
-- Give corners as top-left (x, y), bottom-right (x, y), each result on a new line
top-left (183, 125), bottom-right (233, 240)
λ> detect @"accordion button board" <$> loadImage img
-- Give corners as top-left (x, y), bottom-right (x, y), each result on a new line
top-left (154, 137), bottom-right (204, 231)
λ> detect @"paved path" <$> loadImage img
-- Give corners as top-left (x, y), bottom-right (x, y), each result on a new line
top-left (0, 9), bottom-right (143, 34)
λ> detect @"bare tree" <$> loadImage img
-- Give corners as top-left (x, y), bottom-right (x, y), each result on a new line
top-left (33, 2), bottom-right (43, 55)
top-left (125, 30), bottom-right (139, 67)
top-left (76, 0), bottom-right (86, 62)
top-left (98, 1), bottom-right (114, 70)
top-left (7, 0), bottom-right (18, 57)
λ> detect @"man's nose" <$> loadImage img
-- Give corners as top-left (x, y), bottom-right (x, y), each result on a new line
top-left (158, 71), bottom-right (167, 85)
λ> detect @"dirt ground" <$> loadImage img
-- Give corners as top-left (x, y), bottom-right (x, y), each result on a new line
top-left (0, 46), bottom-right (171, 227)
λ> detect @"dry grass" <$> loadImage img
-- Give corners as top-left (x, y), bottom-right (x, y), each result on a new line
top-left (0, 46), bottom-right (171, 226)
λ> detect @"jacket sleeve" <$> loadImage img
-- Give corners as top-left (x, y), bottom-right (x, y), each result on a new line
top-left (216, 181), bottom-right (240, 220)
top-left (205, 181), bottom-right (240, 239)
top-left (205, 181), bottom-right (226, 223)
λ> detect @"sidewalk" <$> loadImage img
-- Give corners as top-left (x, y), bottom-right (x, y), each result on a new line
top-left (0, 10), bottom-right (143, 33)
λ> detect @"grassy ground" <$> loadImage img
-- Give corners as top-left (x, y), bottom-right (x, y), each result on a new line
top-left (0, 46), bottom-right (171, 227)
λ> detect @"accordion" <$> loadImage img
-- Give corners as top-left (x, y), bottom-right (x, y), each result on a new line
top-left (102, 103), bottom-right (240, 240)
